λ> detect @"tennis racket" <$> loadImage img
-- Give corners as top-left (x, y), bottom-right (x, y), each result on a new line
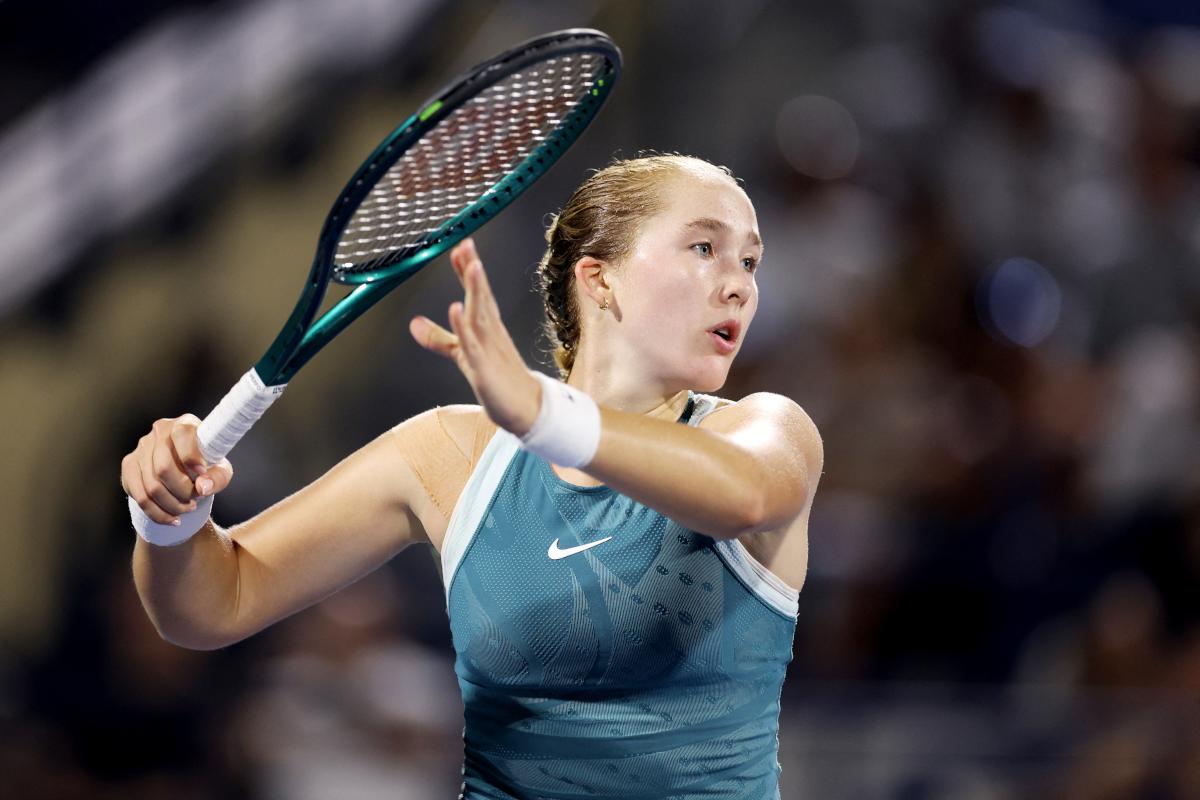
top-left (204, 29), bottom-right (618, 458)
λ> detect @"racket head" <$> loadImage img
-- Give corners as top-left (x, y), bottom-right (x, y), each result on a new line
top-left (320, 28), bottom-right (622, 287)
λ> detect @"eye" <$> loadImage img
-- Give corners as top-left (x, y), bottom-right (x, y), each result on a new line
top-left (741, 256), bottom-right (759, 272)
top-left (690, 242), bottom-right (713, 257)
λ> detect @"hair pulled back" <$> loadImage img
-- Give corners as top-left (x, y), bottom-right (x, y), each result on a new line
top-left (536, 153), bottom-right (734, 379)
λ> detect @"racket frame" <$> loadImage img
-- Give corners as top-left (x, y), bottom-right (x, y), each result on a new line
top-left (254, 28), bottom-right (621, 387)
top-left (129, 28), bottom-right (621, 542)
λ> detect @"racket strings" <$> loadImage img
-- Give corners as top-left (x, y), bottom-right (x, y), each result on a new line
top-left (343, 84), bottom-right (577, 261)
top-left (334, 52), bottom-right (608, 276)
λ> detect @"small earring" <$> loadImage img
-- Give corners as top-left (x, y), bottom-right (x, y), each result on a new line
top-left (599, 298), bottom-right (609, 311)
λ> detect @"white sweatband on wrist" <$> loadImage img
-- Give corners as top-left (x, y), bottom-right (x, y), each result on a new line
top-left (519, 371), bottom-right (601, 468)
top-left (129, 493), bottom-right (215, 547)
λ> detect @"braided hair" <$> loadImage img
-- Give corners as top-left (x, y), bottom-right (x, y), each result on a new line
top-left (535, 154), bottom-right (735, 379)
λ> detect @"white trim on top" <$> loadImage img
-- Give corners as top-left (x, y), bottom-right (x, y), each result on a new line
top-left (689, 392), bottom-right (801, 618)
top-left (438, 389), bottom-right (802, 620)
top-left (440, 428), bottom-right (522, 601)
top-left (687, 392), bottom-right (722, 426)
top-left (713, 538), bottom-right (801, 619)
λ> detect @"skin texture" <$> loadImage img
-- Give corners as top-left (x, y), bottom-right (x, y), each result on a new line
top-left (125, 163), bottom-right (822, 650)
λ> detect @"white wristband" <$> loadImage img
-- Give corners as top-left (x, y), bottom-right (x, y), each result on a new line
top-left (519, 371), bottom-right (601, 468)
top-left (128, 493), bottom-right (215, 547)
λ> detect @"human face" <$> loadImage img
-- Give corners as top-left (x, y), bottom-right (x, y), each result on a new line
top-left (612, 170), bottom-right (762, 392)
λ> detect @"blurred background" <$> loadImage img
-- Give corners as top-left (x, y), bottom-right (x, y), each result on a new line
top-left (2, 0), bottom-right (1199, 797)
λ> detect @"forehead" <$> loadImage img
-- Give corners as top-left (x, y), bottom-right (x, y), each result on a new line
top-left (655, 168), bottom-right (759, 233)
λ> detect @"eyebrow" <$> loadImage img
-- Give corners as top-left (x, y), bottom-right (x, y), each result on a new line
top-left (682, 217), bottom-right (764, 251)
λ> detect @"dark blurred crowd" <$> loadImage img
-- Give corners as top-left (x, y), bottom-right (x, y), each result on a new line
top-left (727, 2), bottom-right (1200, 795)
top-left (2, 1), bottom-right (1199, 798)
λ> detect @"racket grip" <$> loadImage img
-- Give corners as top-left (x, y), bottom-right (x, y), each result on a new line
top-left (197, 368), bottom-right (286, 464)
top-left (129, 493), bottom-right (215, 547)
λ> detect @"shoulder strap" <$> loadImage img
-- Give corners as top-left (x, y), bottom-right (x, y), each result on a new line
top-left (683, 391), bottom-right (735, 426)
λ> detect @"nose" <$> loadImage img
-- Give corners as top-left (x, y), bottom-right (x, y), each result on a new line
top-left (719, 263), bottom-right (754, 305)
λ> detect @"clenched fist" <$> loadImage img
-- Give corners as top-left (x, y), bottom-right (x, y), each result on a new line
top-left (121, 414), bottom-right (233, 527)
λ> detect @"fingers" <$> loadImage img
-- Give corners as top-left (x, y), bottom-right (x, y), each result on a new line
top-left (144, 432), bottom-right (196, 516)
top-left (451, 241), bottom-right (480, 326)
top-left (448, 238), bottom-right (480, 285)
top-left (169, 414), bottom-right (207, 479)
top-left (121, 454), bottom-right (165, 523)
top-left (469, 260), bottom-right (496, 327)
top-left (127, 436), bottom-right (189, 524)
top-left (449, 239), bottom-right (496, 318)
top-left (410, 314), bottom-right (460, 358)
top-left (200, 458), bottom-right (234, 497)
top-left (441, 300), bottom-right (477, 369)
top-left (164, 414), bottom-right (235, 497)
top-left (415, 238), bottom-right (505, 369)
top-left (420, 239), bottom-right (533, 435)
top-left (448, 239), bottom-right (502, 337)
top-left (122, 415), bottom-right (234, 525)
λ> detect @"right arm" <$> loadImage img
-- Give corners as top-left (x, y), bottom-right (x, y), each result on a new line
top-left (124, 411), bottom-right (437, 650)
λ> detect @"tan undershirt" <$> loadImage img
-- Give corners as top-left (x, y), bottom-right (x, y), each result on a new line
top-left (388, 406), bottom-right (498, 537)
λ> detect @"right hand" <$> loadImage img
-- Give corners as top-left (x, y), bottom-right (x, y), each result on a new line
top-left (121, 414), bottom-right (234, 525)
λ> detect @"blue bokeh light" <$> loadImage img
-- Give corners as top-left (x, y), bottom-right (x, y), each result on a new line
top-left (978, 257), bottom-right (1062, 347)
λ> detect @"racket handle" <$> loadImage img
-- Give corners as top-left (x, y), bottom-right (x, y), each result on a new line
top-left (197, 368), bottom-right (286, 464)
top-left (129, 493), bottom-right (215, 547)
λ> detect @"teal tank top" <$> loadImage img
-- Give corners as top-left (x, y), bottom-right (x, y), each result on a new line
top-left (440, 390), bottom-right (800, 799)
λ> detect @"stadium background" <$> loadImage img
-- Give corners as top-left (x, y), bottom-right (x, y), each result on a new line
top-left (1, 0), bottom-right (1199, 797)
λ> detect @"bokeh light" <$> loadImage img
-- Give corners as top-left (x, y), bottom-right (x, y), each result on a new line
top-left (978, 257), bottom-right (1062, 347)
top-left (775, 94), bottom-right (859, 180)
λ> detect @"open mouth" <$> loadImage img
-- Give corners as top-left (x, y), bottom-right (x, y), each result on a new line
top-left (708, 329), bottom-right (737, 354)
top-left (707, 319), bottom-right (740, 345)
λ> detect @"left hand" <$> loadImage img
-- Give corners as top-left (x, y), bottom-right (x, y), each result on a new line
top-left (409, 238), bottom-right (541, 437)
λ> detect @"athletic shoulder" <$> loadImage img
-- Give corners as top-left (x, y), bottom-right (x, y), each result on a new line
top-left (743, 391), bottom-right (818, 426)
top-left (387, 405), bottom-right (499, 530)
top-left (701, 390), bottom-right (815, 423)
top-left (388, 404), bottom-right (497, 461)
top-left (699, 391), bottom-right (823, 471)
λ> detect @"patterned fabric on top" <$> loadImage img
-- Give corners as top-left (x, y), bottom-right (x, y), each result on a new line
top-left (441, 391), bottom-right (799, 800)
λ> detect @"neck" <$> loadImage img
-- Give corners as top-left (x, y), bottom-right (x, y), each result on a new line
top-left (564, 325), bottom-right (692, 421)
top-left (566, 368), bottom-right (690, 422)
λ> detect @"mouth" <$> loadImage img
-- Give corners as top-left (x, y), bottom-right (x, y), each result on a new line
top-left (706, 319), bottom-right (741, 354)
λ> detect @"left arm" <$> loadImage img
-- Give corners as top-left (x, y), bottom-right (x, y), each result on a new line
top-left (583, 393), bottom-right (818, 539)
top-left (409, 239), bottom-right (820, 540)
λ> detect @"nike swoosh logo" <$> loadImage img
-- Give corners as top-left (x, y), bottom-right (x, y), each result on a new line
top-left (547, 536), bottom-right (613, 560)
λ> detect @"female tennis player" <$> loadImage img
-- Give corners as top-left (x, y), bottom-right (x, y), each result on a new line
top-left (123, 154), bottom-right (823, 799)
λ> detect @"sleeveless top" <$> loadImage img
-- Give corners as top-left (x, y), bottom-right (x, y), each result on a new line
top-left (430, 391), bottom-right (800, 800)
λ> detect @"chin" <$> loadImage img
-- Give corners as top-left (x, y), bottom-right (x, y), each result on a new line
top-left (690, 361), bottom-right (732, 393)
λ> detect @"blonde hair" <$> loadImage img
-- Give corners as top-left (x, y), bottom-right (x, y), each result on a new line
top-left (535, 153), bottom-right (736, 378)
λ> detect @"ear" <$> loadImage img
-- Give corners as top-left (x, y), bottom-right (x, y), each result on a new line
top-left (572, 256), bottom-right (613, 308)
